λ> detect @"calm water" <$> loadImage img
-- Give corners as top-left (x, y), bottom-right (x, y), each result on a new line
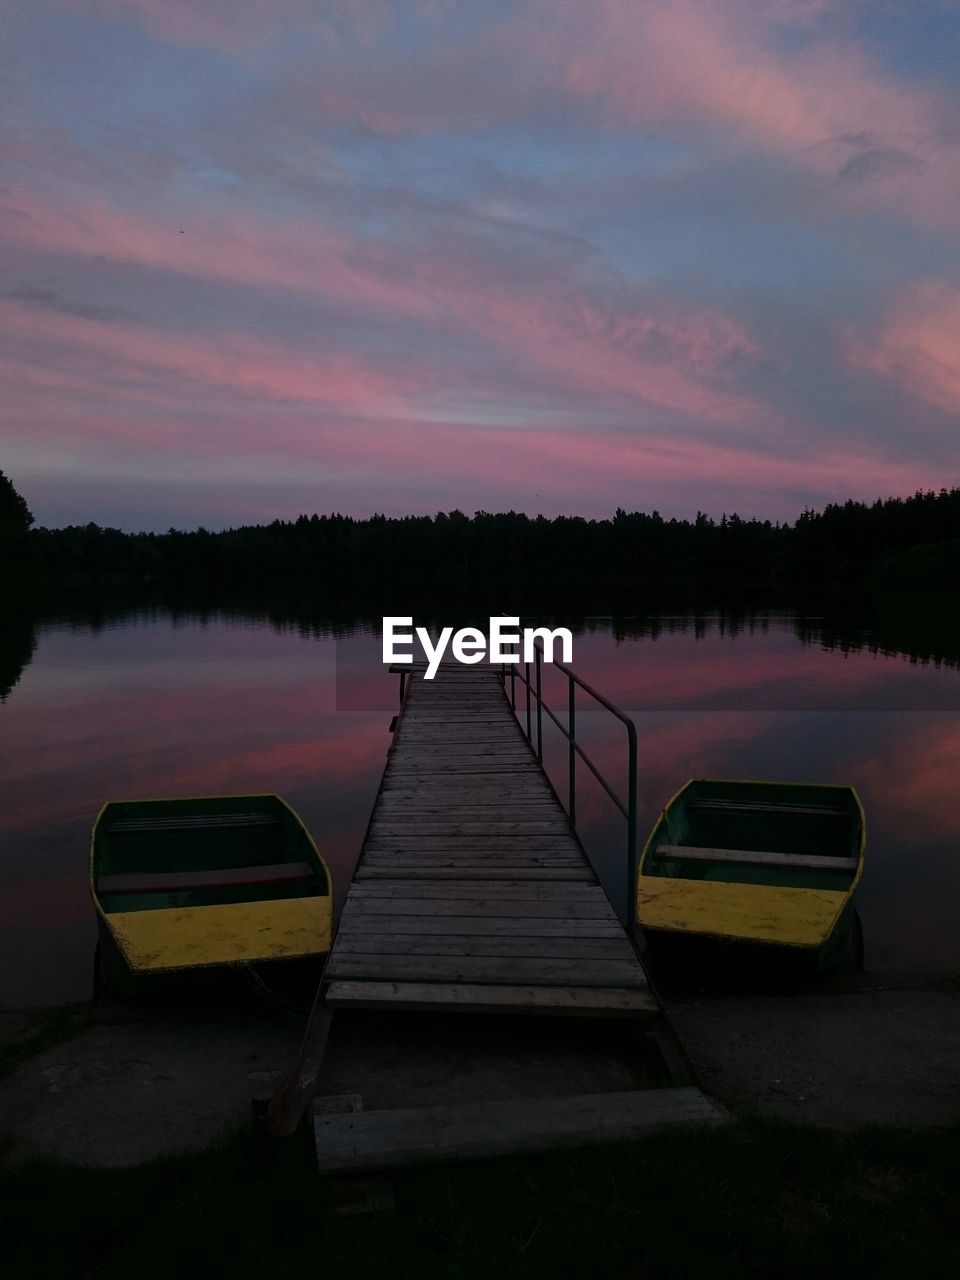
top-left (2, 610), bottom-right (958, 1006)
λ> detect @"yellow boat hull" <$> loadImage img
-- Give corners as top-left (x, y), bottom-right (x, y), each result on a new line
top-left (107, 896), bottom-right (332, 974)
top-left (90, 792), bottom-right (332, 979)
top-left (638, 877), bottom-right (850, 950)
top-left (637, 777), bottom-right (865, 962)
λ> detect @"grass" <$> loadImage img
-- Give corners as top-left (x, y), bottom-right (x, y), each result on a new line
top-left (2, 1119), bottom-right (958, 1280)
top-left (0, 1006), bottom-right (92, 1080)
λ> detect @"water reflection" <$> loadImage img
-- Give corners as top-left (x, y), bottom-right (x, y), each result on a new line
top-left (1, 605), bottom-right (958, 1005)
top-left (0, 615), bottom-right (389, 1005)
top-left (0, 612), bottom-right (37, 702)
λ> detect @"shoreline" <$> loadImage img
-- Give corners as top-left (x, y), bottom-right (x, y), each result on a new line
top-left (1, 966), bottom-right (958, 1170)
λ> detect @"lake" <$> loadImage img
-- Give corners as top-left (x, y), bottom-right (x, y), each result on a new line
top-left (2, 608), bottom-right (958, 1006)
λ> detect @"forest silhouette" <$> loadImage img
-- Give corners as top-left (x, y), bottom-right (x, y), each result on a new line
top-left (2, 471), bottom-right (960, 698)
top-left (3, 471), bottom-right (959, 603)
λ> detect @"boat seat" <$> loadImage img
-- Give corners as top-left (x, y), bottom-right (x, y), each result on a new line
top-left (687, 800), bottom-right (848, 818)
top-left (654, 845), bottom-right (858, 873)
top-left (97, 861), bottom-right (316, 895)
top-left (107, 813), bottom-right (279, 835)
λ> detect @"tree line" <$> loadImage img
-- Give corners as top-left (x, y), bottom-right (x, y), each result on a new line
top-left (2, 470), bottom-right (959, 603)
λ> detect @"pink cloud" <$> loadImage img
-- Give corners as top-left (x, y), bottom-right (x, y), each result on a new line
top-left (6, 5), bottom-right (958, 523)
top-left (555, 0), bottom-right (936, 150)
top-left (55, 1), bottom-right (451, 56)
top-left (0, 190), bottom-right (367, 305)
top-left (56, 0), bottom-right (294, 54)
top-left (52, 2), bottom-right (960, 244)
top-left (534, 0), bottom-right (960, 236)
top-left (464, 292), bottom-right (765, 425)
top-left (281, 1), bottom-right (960, 230)
top-left (9, 399), bottom-right (947, 525)
top-left (0, 298), bottom-right (423, 417)
top-left (0, 186), bottom-right (770, 430)
top-left (845, 283), bottom-right (960, 414)
top-left (273, 418), bottom-right (944, 507)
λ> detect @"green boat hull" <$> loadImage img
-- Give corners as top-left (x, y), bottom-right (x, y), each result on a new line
top-left (90, 793), bottom-right (332, 992)
top-left (637, 778), bottom-right (866, 976)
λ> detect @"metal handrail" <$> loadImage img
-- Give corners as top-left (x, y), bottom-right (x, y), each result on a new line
top-left (501, 639), bottom-right (638, 930)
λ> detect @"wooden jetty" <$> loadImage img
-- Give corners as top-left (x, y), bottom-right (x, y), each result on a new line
top-left (267, 661), bottom-right (724, 1168)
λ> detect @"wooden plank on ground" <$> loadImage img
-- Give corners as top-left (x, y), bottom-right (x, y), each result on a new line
top-left (314, 1087), bottom-right (723, 1170)
top-left (315, 1086), bottom-right (722, 1170)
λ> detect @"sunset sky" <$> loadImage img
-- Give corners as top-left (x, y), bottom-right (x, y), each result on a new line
top-left (3, 1), bottom-right (959, 530)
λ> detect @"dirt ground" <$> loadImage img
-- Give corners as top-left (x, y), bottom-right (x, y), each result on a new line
top-left (0, 1003), bottom-right (303, 1166)
top-left (667, 972), bottom-right (960, 1129)
top-left (1, 970), bottom-right (957, 1167)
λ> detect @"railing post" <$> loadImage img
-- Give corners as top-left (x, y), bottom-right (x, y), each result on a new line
top-left (535, 646), bottom-right (543, 764)
top-left (626, 722), bottom-right (638, 932)
top-left (398, 671), bottom-right (406, 706)
top-left (510, 664), bottom-right (516, 710)
top-left (568, 673), bottom-right (576, 826)
top-left (525, 661), bottom-right (532, 742)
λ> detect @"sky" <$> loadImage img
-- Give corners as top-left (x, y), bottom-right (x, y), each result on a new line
top-left (2, 0), bottom-right (960, 531)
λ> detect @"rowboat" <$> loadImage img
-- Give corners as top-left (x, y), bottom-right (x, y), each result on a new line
top-left (90, 794), bottom-right (332, 994)
top-left (636, 779), bottom-right (865, 970)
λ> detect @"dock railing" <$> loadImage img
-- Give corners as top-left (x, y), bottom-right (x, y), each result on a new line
top-left (501, 638), bottom-right (639, 931)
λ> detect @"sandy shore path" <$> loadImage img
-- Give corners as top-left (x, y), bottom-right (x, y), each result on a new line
top-left (667, 973), bottom-right (960, 1129)
top-left (1, 972), bottom-right (958, 1166)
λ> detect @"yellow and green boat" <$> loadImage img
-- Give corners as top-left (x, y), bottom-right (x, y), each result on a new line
top-left (637, 779), bottom-right (865, 970)
top-left (91, 794), bottom-right (332, 994)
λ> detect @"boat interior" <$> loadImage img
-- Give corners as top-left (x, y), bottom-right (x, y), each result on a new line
top-left (93, 796), bottom-right (327, 914)
top-left (647, 779), bottom-right (862, 892)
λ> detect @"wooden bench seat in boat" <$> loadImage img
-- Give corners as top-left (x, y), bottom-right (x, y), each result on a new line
top-left (96, 861), bottom-right (315, 895)
top-left (107, 813), bottom-right (279, 835)
top-left (687, 800), bottom-right (847, 818)
top-left (654, 845), bottom-right (858, 873)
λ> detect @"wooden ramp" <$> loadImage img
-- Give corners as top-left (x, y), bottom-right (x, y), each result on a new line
top-left (325, 663), bottom-right (655, 1014)
top-left (314, 1087), bottom-right (723, 1171)
top-left (274, 663), bottom-right (725, 1167)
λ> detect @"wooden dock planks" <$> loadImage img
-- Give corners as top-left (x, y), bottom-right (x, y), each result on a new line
top-left (279, 660), bottom-right (727, 1165)
top-left (325, 663), bottom-right (654, 1009)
